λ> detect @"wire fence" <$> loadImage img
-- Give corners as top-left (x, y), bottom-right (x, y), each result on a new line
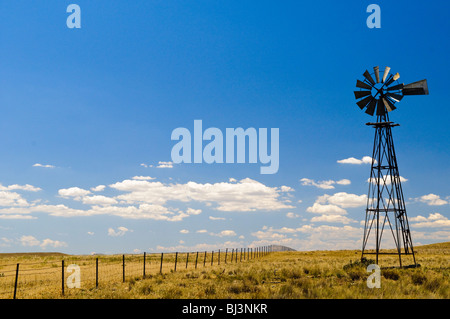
top-left (0, 246), bottom-right (274, 299)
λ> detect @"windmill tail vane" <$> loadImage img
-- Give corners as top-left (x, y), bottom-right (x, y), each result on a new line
top-left (353, 66), bottom-right (428, 267)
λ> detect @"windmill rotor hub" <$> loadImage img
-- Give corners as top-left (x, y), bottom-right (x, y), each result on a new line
top-left (354, 66), bottom-right (428, 117)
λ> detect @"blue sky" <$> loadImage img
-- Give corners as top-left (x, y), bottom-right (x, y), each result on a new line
top-left (0, 1), bottom-right (449, 254)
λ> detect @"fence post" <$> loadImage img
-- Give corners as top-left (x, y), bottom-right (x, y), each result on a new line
top-left (235, 248), bottom-right (238, 263)
top-left (195, 251), bottom-right (199, 269)
top-left (203, 251), bottom-right (206, 267)
top-left (240, 248), bottom-right (242, 262)
top-left (231, 249), bottom-right (234, 263)
top-left (174, 252), bottom-right (178, 272)
top-left (122, 255), bottom-right (125, 283)
top-left (225, 248), bottom-right (228, 264)
top-left (160, 253), bottom-right (164, 274)
top-left (211, 251), bottom-right (214, 266)
top-left (143, 252), bottom-right (146, 278)
top-left (13, 263), bottom-right (19, 299)
top-left (96, 258), bottom-right (99, 288)
top-left (61, 260), bottom-right (65, 296)
top-left (186, 252), bottom-right (189, 269)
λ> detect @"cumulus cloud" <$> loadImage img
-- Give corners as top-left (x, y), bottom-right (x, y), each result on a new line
top-left (415, 194), bottom-right (448, 206)
top-left (110, 177), bottom-right (294, 212)
top-left (179, 229), bottom-right (189, 234)
top-left (317, 192), bottom-right (367, 208)
top-left (300, 178), bottom-right (351, 190)
top-left (32, 163), bottom-right (55, 168)
top-left (209, 216), bottom-right (226, 221)
top-left (310, 214), bottom-right (354, 224)
top-left (186, 208), bottom-right (202, 215)
top-left (0, 177), bottom-right (293, 221)
top-left (304, 192), bottom-right (364, 224)
top-left (410, 213), bottom-right (450, 228)
top-left (286, 212), bottom-right (300, 219)
top-left (0, 184), bottom-right (41, 192)
top-left (367, 175), bottom-right (408, 185)
top-left (210, 230), bottom-right (237, 237)
top-left (91, 185), bottom-right (106, 192)
top-left (58, 187), bottom-right (91, 199)
top-left (132, 176), bottom-right (156, 181)
top-left (157, 161), bottom-right (174, 168)
top-left (19, 235), bottom-right (67, 249)
top-left (107, 226), bottom-right (131, 237)
top-left (306, 203), bottom-right (347, 215)
top-left (337, 156), bottom-right (374, 165)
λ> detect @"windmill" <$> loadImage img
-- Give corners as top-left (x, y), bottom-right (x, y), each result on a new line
top-left (354, 66), bottom-right (428, 266)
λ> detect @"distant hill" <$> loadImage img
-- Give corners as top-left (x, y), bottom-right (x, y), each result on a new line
top-left (269, 245), bottom-right (296, 252)
top-left (0, 252), bottom-right (68, 258)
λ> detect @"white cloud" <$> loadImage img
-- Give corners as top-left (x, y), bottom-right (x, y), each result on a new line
top-left (107, 226), bottom-right (131, 237)
top-left (0, 191), bottom-right (30, 207)
top-left (19, 235), bottom-right (66, 249)
top-left (209, 216), bottom-right (226, 221)
top-left (306, 203), bottom-right (347, 215)
top-left (81, 195), bottom-right (118, 206)
top-left (179, 229), bottom-right (189, 234)
top-left (110, 177), bottom-right (294, 212)
top-left (186, 208), bottom-right (202, 215)
top-left (196, 229), bottom-right (208, 233)
top-left (58, 187), bottom-right (91, 199)
top-left (211, 230), bottom-right (237, 237)
top-left (300, 178), bottom-right (351, 190)
top-left (416, 194), bottom-right (448, 206)
top-left (0, 214), bottom-right (36, 219)
top-left (0, 184), bottom-right (41, 192)
top-left (286, 212), bottom-right (300, 219)
top-left (140, 163), bottom-right (153, 168)
top-left (91, 185), bottom-right (106, 192)
top-left (32, 163), bottom-right (55, 168)
top-left (40, 238), bottom-right (67, 249)
top-left (157, 161), bottom-right (173, 168)
top-left (20, 235), bottom-right (40, 247)
top-left (367, 175), bottom-right (408, 185)
top-left (311, 214), bottom-right (355, 224)
top-left (410, 213), bottom-right (450, 228)
top-left (317, 192), bottom-right (367, 208)
top-left (337, 156), bottom-right (374, 165)
top-left (0, 177), bottom-right (293, 221)
top-left (132, 176), bottom-right (156, 181)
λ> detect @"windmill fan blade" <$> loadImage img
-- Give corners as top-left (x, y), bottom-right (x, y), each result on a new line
top-left (365, 99), bottom-right (377, 116)
top-left (385, 92), bottom-right (403, 102)
top-left (393, 72), bottom-right (400, 81)
top-left (384, 74), bottom-right (396, 87)
top-left (356, 79), bottom-right (373, 90)
top-left (376, 98), bottom-right (386, 116)
top-left (387, 83), bottom-right (404, 91)
top-left (374, 66), bottom-right (380, 83)
top-left (357, 96), bottom-right (374, 109)
top-left (403, 79), bottom-right (429, 95)
top-left (363, 70), bottom-right (376, 85)
top-left (382, 66), bottom-right (391, 83)
top-left (382, 97), bottom-right (397, 112)
top-left (354, 90), bottom-right (372, 99)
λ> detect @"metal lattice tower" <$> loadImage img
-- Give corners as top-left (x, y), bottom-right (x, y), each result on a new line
top-left (353, 66), bottom-right (428, 266)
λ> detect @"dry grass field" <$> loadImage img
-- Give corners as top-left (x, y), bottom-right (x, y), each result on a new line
top-left (1, 242), bottom-right (448, 299)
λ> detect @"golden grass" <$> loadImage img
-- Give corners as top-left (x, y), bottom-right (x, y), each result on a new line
top-left (1, 242), bottom-right (448, 299)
